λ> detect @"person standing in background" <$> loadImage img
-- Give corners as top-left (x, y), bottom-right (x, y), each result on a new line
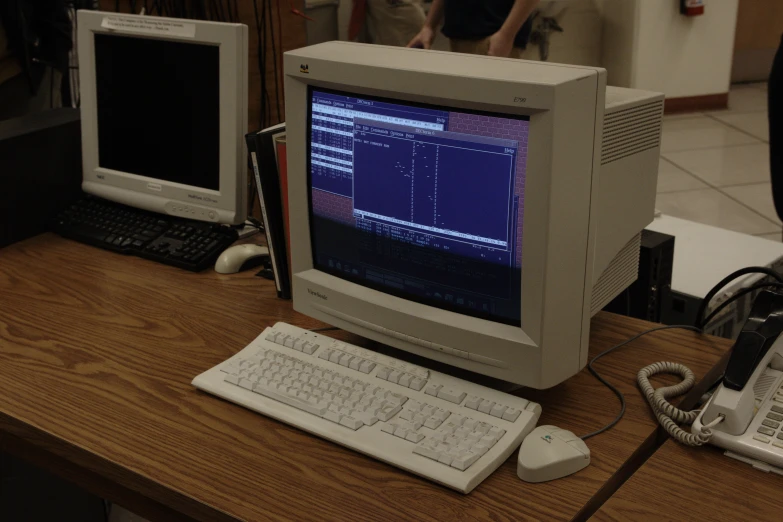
top-left (0, 0), bottom-right (71, 121)
top-left (407, 0), bottom-right (540, 58)
top-left (349, 0), bottom-right (426, 47)
top-left (769, 35), bottom-right (782, 225)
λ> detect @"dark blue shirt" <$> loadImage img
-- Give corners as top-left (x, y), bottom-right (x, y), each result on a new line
top-left (442, 0), bottom-right (534, 49)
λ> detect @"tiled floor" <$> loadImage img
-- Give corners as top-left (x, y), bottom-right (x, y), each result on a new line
top-left (656, 82), bottom-right (782, 241)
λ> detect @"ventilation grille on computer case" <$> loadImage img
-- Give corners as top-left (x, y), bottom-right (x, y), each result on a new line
top-left (591, 233), bottom-right (642, 316)
top-left (601, 101), bottom-right (664, 165)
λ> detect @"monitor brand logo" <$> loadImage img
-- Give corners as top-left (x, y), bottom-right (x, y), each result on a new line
top-left (188, 194), bottom-right (217, 204)
top-left (513, 97), bottom-right (527, 103)
top-left (300, 64), bottom-right (309, 74)
top-left (308, 289), bottom-right (328, 300)
top-left (541, 434), bottom-right (553, 444)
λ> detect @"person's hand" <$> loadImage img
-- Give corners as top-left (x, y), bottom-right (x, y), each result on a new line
top-left (487, 30), bottom-right (515, 57)
top-left (407, 25), bottom-right (435, 49)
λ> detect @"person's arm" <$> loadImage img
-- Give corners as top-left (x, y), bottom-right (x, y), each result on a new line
top-left (407, 0), bottom-right (445, 49)
top-left (488, 0), bottom-right (540, 57)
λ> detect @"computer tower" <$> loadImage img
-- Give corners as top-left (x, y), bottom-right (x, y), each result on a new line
top-left (0, 109), bottom-right (83, 248)
top-left (605, 229), bottom-right (675, 322)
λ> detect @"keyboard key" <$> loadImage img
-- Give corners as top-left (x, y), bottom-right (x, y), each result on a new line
top-left (381, 423), bottom-right (396, 434)
top-left (502, 408), bottom-right (521, 422)
top-left (488, 427), bottom-right (506, 439)
top-left (436, 453), bottom-right (453, 466)
top-left (406, 431), bottom-right (425, 443)
top-left (424, 383), bottom-right (442, 396)
top-left (394, 425), bottom-right (409, 438)
top-left (377, 366), bottom-right (391, 380)
top-left (766, 412), bottom-right (783, 422)
top-left (462, 418), bottom-right (478, 430)
top-left (379, 404), bottom-right (402, 421)
top-left (754, 434), bottom-right (771, 444)
top-left (409, 377), bottom-right (426, 391)
top-left (451, 452), bottom-right (480, 471)
top-left (424, 417), bottom-right (444, 429)
top-left (438, 388), bottom-right (467, 404)
top-left (465, 396), bottom-right (481, 409)
top-left (762, 419), bottom-right (781, 429)
top-left (387, 370), bottom-right (403, 384)
top-left (490, 404), bottom-right (508, 418)
top-left (772, 405), bottom-right (783, 414)
top-left (413, 445), bottom-right (440, 461)
top-left (339, 416), bottom-right (364, 430)
top-left (359, 360), bottom-right (375, 373)
top-left (398, 374), bottom-right (413, 388)
top-left (478, 400), bottom-right (495, 414)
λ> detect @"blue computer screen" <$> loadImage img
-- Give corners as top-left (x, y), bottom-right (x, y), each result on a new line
top-left (307, 88), bottom-right (528, 326)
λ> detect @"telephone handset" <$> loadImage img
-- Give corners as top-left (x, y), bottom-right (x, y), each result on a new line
top-left (693, 291), bottom-right (783, 472)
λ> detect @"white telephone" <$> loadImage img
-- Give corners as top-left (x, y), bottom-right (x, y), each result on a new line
top-left (639, 289), bottom-right (783, 473)
top-left (693, 334), bottom-right (783, 473)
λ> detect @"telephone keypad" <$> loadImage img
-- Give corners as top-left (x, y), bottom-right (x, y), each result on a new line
top-left (762, 419), bottom-right (781, 429)
top-left (772, 405), bottom-right (783, 415)
top-left (766, 412), bottom-right (783, 422)
top-left (758, 426), bottom-right (775, 437)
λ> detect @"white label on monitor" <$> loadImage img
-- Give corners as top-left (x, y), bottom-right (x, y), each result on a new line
top-left (100, 16), bottom-right (196, 38)
top-left (146, 182), bottom-right (162, 192)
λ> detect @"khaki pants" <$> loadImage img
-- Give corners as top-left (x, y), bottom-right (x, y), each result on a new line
top-left (365, 0), bottom-right (426, 47)
top-left (449, 38), bottom-right (536, 60)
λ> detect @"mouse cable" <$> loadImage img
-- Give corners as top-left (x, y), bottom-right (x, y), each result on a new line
top-left (580, 324), bottom-right (702, 441)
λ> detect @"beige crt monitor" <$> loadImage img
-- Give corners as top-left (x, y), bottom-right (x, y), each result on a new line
top-left (284, 42), bottom-right (663, 389)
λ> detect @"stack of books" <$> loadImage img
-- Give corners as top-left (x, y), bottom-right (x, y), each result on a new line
top-left (245, 123), bottom-right (291, 299)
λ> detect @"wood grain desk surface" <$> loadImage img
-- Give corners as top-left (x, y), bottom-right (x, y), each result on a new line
top-left (594, 438), bottom-right (783, 521)
top-left (0, 234), bottom-right (732, 522)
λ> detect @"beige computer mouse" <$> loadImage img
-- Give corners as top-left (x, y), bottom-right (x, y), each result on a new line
top-left (517, 425), bottom-right (591, 483)
top-left (214, 244), bottom-right (269, 274)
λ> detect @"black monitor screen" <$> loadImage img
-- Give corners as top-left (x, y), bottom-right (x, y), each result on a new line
top-left (94, 33), bottom-right (220, 191)
top-left (307, 88), bottom-right (529, 326)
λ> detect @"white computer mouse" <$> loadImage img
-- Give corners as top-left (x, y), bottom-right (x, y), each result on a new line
top-left (214, 244), bottom-right (269, 274)
top-left (517, 425), bottom-right (591, 483)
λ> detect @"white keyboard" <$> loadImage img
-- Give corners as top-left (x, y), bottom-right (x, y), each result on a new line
top-left (192, 322), bottom-right (541, 493)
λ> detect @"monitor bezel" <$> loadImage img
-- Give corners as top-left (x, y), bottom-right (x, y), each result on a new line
top-left (77, 10), bottom-right (248, 225)
top-left (284, 43), bottom-right (603, 387)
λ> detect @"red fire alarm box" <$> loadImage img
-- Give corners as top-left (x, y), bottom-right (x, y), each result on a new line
top-left (681, 0), bottom-right (705, 16)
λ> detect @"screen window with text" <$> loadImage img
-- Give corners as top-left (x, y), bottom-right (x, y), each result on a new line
top-left (308, 89), bottom-right (528, 326)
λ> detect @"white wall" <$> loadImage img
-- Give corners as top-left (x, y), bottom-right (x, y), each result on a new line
top-left (634, 0), bottom-right (739, 97)
top-left (600, 0), bottom-right (739, 98)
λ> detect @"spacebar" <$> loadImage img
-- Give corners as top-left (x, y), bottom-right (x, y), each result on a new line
top-left (256, 385), bottom-right (328, 417)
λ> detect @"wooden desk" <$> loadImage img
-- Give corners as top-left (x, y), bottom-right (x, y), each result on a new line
top-left (0, 234), bottom-right (731, 521)
top-left (594, 438), bottom-right (783, 521)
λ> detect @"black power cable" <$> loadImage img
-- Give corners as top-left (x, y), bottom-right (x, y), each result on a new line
top-left (701, 281), bottom-right (783, 328)
top-left (694, 266), bottom-right (783, 329)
